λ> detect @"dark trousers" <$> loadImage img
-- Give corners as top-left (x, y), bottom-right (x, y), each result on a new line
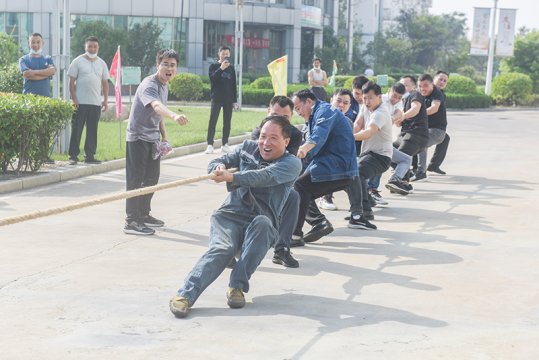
top-left (274, 189), bottom-right (300, 252)
top-left (347, 152), bottom-right (391, 216)
top-left (429, 133), bottom-right (450, 168)
top-left (293, 170), bottom-right (352, 236)
top-left (69, 104), bottom-right (101, 160)
top-left (125, 140), bottom-right (160, 223)
top-left (393, 132), bottom-right (428, 157)
top-left (207, 100), bottom-right (233, 146)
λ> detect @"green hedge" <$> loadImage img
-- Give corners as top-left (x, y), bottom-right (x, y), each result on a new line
top-left (491, 72), bottom-right (533, 106)
top-left (445, 93), bottom-right (492, 109)
top-left (0, 93), bottom-right (73, 173)
top-left (0, 63), bottom-right (23, 93)
top-left (169, 73), bottom-right (204, 101)
top-left (445, 75), bottom-right (477, 94)
top-left (250, 76), bottom-right (273, 89)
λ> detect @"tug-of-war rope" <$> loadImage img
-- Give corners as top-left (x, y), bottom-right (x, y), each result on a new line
top-left (0, 168), bottom-right (238, 227)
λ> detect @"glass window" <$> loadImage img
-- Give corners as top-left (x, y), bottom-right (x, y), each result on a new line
top-left (113, 15), bottom-right (128, 30)
top-left (203, 21), bottom-right (229, 60)
top-left (0, 13), bottom-right (5, 33)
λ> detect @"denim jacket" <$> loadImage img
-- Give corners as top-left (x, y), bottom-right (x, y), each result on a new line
top-left (208, 140), bottom-right (302, 228)
top-left (304, 101), bottom-right (358, 182)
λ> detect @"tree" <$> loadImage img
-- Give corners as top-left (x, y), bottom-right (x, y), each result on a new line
top-left (368, 10), bottom-right (469, 73)
top-left (70, 20), bottom-right (128, 66)
top-left (501, 30), bottom-right (539, 92)
top-left (312, 26), bottom-right (364, 76)
top-left (125, 23), bottom-right (163, 77)
top-left (0, 32), bottom-right (21, 68)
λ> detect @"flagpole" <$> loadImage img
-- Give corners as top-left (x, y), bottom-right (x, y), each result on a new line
top-left (485, 0), bottom-right (498, 95)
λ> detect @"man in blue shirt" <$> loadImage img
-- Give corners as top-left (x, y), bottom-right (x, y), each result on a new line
top-left (19, 33), bottom-right (56, 97)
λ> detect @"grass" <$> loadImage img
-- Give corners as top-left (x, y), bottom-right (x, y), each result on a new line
top-left (53, 105), bottom-right (303, 162)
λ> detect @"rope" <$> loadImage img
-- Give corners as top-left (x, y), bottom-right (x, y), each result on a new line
top-left (0, 168), bottom-right (238, 227)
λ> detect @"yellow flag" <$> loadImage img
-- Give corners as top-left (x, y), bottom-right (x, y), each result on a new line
top-left (267, 55), bottom-right (288, 96)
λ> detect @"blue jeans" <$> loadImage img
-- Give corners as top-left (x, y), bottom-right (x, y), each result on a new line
top-left (367, 148), bottom-right (412, 188)
top-left (177, 211), bottom-right (277, 306)
top-left (418, 128), bottom-right (446, 173)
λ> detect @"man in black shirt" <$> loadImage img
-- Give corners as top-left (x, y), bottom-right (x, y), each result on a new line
top-left (428, 71), bottom-right (450, 175)
top-left (206, 46), bottom-right (237, 154)
top-left (393, 75), bottom-right (429, 171)
top-left (413, 73), bottom-right (447, 182)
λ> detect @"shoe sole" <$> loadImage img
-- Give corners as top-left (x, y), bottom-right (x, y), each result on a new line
top-left (169, 303), bottom-right (189, 318)
top-left (227, 299), bottom-right (246, 309)
top-left (347, 223), bottom-right (376, 230)
top-left (272, 257), bottom-right (299, 268)
top-left (144, 223), bottom-right (164, 228)
top-left (303, 227), bottom-right (334, 243)
top-left (385, 183), bottom-right (409, 196)
top-left (123, 228), bottom-right (155, 235)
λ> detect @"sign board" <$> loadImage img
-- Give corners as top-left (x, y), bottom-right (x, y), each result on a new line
top-left (471, 8), bottom-right (491, 56)
top-left (122, 66), bottom-right (141, 85)
top-left (496, 8), bottom-right (517, 57)
top-left (301, 5), bottom-right (322, 28)
top-left (377, 74), bottom-right (388, 86)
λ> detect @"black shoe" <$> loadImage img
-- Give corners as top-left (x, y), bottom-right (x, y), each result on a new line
top-left (427, 165), bottom-right (446, 175)
top-left (348, 214), bottom-right (377, 230)
top-left (363, 210), bottom-right (374, 221)
top-left (84, 158), bottom-right (102, 164)
top-left (404, 169), bottom-right (415, 182)
top-left (303, 220), bottom-right (334, 243)
top-left (142, 214), bottom-right (165, 227)
top-left (368, 193), bottom-right (377, 208)
top-left (290, 235), bottom-right (305, 247)
top-left (385, 179), bottom-right (410, 196)
top-left (69, 157), bottom-right (78, 165)
top-left (272, 249), bottom-right (299, 268)
top-left (226, 257), bottom-right (237, 269)
top-left (411, 171), bottom-right (427, 182)
top-left (123, 221), bottom-right (155, 235)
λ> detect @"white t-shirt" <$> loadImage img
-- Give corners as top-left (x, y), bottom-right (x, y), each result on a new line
top-left (382, 93), bottom-right (404, 119)
top-left (359, 103), bottom-right (393, 158)
top-left (67, 55), bottom-right (109, 106)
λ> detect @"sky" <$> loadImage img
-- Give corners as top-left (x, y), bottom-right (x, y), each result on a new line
top-left (430, 0), bottom-right (538, 38)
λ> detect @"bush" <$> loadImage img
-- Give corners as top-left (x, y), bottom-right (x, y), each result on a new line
top-left (333, 75), bottom-right (354, 87)
top-left (250, 76), bottom-right (273, 89)
top-left (0, 93), bottom-right (73, 173)
top-left (445, 93), bottom-right (492, 109)
top-left (445, 74), bottom-right (477, 94)
top-left (491, 72), bottom-right (533, 106)
top-left (169, 73), bottom-right (204, 101)
top-left (0, 63), bottom-right (23, 94)
top-left (241, 87), bottom-right (274, 105)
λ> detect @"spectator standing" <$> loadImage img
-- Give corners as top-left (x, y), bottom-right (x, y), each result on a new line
top-left (206, 46), bottom-right (237, 154)
top-left (67, 36), bottom-right (109, 165)
top-left (307, 58), bottom-right (328, 102)
top-left (123, 49), bottom-right (189, 236)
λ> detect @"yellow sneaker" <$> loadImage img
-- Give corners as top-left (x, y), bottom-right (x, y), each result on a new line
top-left (169, 295), bottom-right (190, 318)
top-left (226, 287), bottom-right (245, 308)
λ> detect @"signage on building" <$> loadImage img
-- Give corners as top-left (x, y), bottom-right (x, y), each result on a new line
top-left (470, 7), bottom-right (491, 56)
top-left (225, 35), bottom-right (270, 49)
top-left (301, 5), bottom-right (322, 28)
top-left (496, 8), bottom-right (517, 57)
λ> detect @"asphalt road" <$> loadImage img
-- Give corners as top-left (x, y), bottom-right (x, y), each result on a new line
top-left (1, 110), bottom-right (538, 359)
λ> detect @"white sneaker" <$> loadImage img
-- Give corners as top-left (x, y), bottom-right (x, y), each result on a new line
top-left (205, 145), bottom-right (214, 154)
top-left (317, 197), bottom-right (338, 211)
top-left (221, 143), bottom-right (231, 153)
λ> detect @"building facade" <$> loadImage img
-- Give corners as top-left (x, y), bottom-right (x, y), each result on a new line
top-left (0, 0), bottom-right (340, 83)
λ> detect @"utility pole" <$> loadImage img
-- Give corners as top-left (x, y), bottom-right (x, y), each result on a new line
top-left (347, 0), bottom-right (353, 71)
top-left (485, 0), bottom-right (498, 95)
top-left (235, 0), bottom-right (244, 110)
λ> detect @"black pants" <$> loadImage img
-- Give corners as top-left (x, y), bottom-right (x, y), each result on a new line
top-left (125, 140), bottom-right (160, 223)
top-left (393, 132), bottom-right (428, 157)
top-left (69, 104), bottom-right (101, 160)
top-left (293, 170), bottom-right (352, 236)
top-left (429, 133), bottom-right (450, 168)
top-left (207, 100), bottom-right (233, 146)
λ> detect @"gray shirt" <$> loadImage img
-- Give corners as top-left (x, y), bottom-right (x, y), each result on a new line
top-left (360, 103), bottom-right (393, 158)
top-left (67, 55), bottom-right (109, 106)
top-left (126, 74), bottom-right (168, 143)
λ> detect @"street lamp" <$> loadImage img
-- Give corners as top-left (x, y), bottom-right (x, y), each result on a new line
top-left (485, 0), bottom-right (498, 95)
top-left (235, 0), bottom-right (244, 110)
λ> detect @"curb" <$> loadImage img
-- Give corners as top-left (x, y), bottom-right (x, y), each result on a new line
top-left (0, 134), bottom-right (251, 195)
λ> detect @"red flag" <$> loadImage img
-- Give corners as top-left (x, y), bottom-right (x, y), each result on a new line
top-left (109, 46), bottom-right (122, 119)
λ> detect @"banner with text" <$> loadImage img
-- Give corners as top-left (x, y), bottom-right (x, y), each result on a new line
top-left (471, 7), bottom-right (491, 56)
top-left (496, 8), bottom-right (517, 57)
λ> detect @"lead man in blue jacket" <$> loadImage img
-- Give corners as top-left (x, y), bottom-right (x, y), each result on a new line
top-left (170, 115), bottom-right (302, 318)
top-left (292, 89), bottom-right (358, 243)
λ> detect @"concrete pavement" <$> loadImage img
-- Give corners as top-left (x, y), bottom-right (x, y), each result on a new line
top-left (0, 110), bottom-right (538, 359)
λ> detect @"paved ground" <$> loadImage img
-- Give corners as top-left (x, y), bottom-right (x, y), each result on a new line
top-left (1, 110), bottom-right (538, 359)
